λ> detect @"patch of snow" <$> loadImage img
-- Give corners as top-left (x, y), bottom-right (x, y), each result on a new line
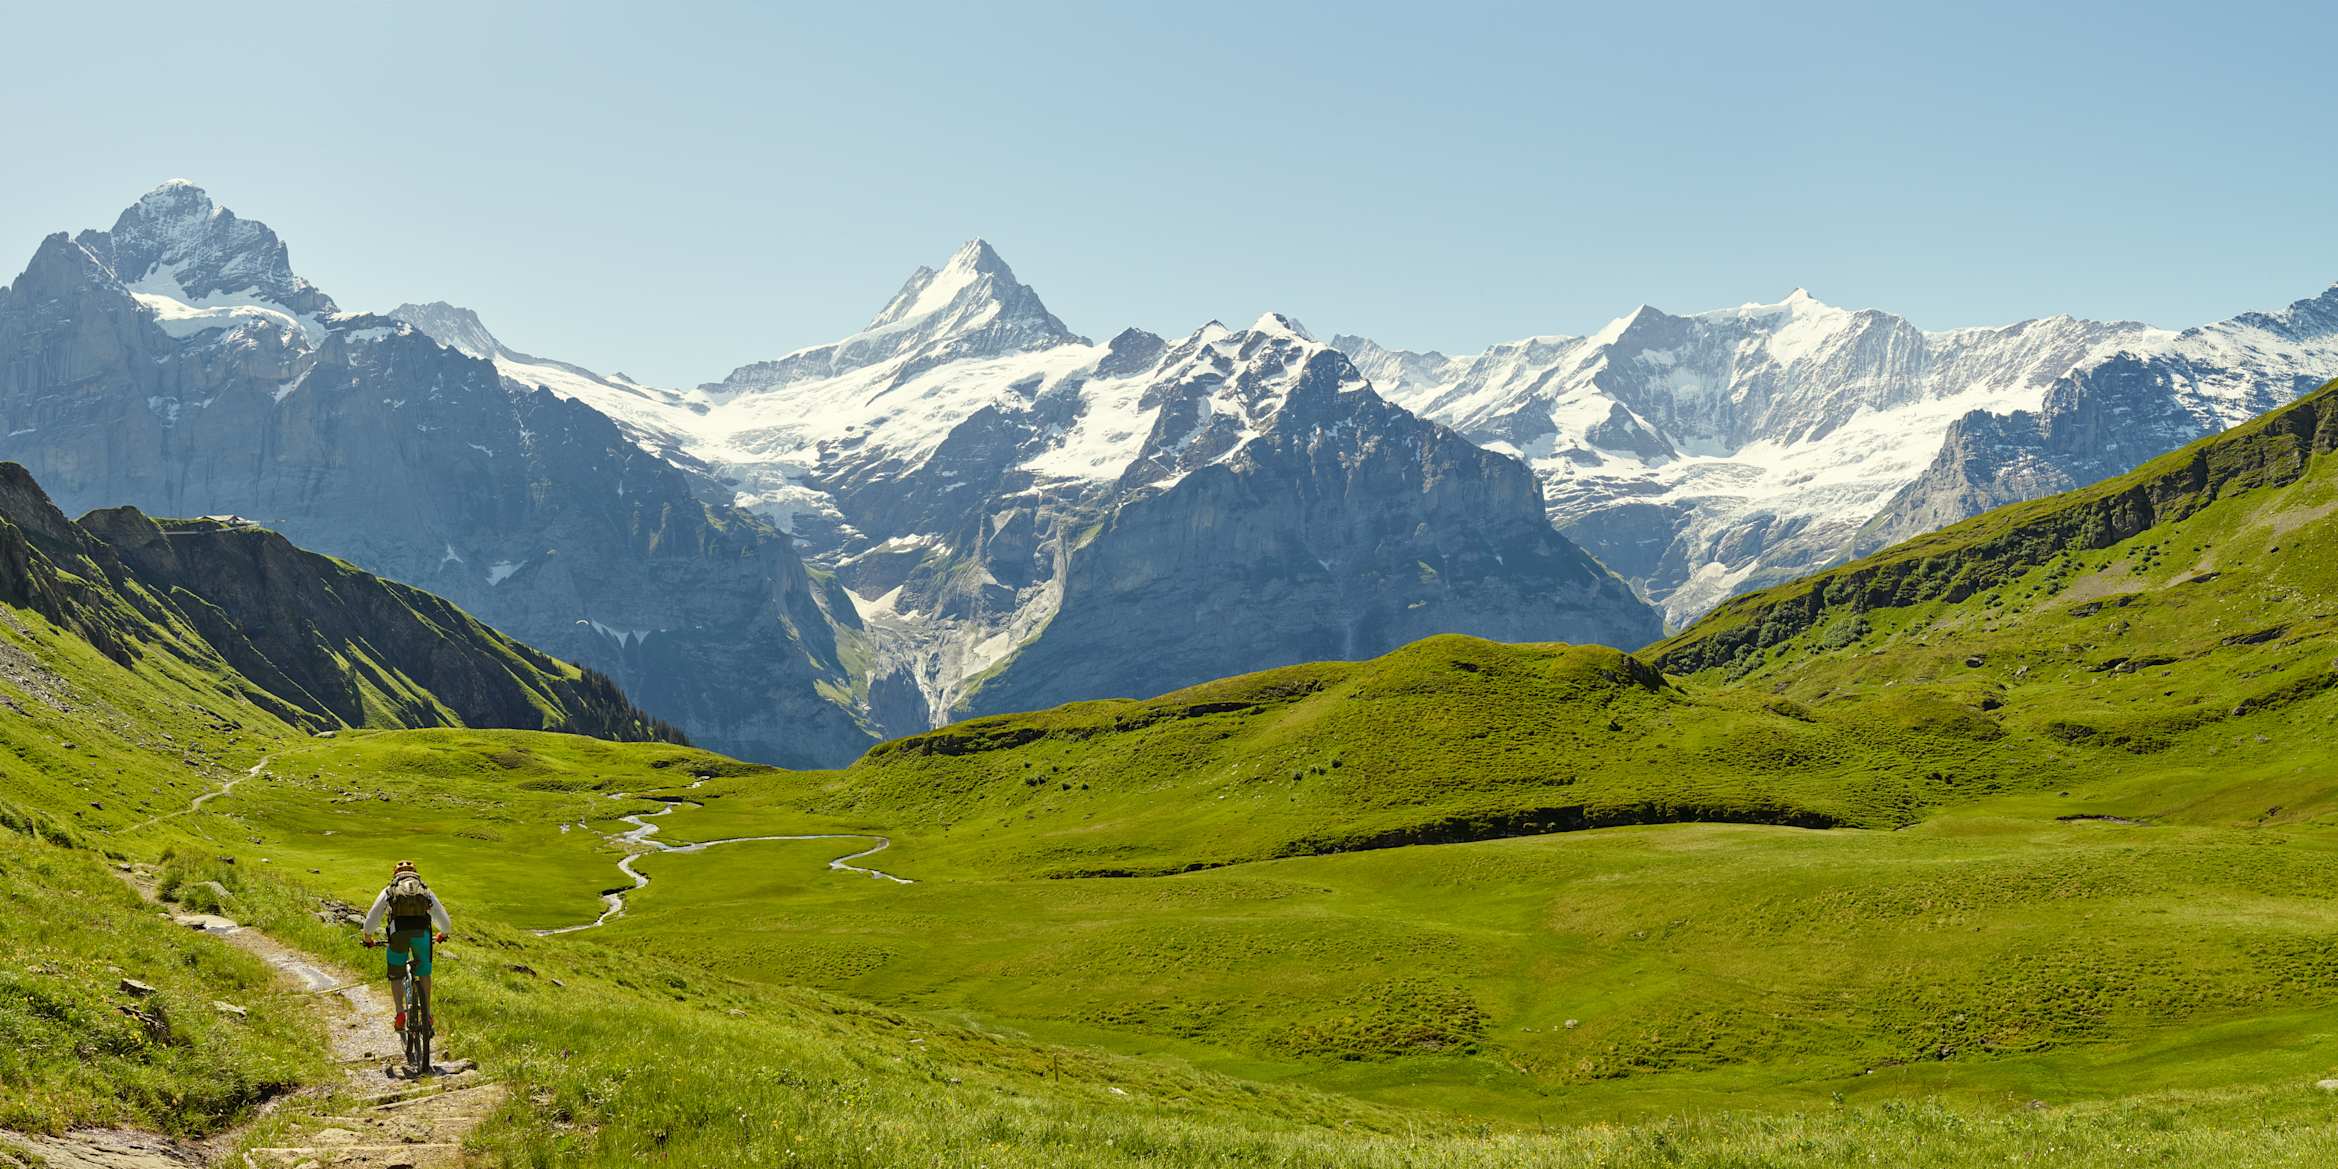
top-left (586, 620), bottom-right (660, 646)
top-left (847, 585), bottom-right (907, 622)
top-left (487, 560), bottom-right (522, 586)
top-left (126, 262), bottom-right (324, 346)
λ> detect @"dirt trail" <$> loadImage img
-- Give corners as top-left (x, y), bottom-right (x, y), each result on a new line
top-left (537, 784), bottom-right (911, 936)
top-left (205, 913), bottom-right (504, 1169)
top-left (116, 755), bottom-right (272, 837)
top-left (7, 869), bottom-right (504, 1169)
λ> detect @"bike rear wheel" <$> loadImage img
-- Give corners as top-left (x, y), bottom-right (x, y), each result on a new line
top-left (401, 979), bottom-right (433, 1077)
top-left (416, 978), bottom-right (433, 1076)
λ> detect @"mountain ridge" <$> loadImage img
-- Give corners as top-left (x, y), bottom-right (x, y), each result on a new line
top-left (0, 460), bottom-right (680, 741)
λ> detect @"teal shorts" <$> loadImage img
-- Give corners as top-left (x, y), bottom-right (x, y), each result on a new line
top-left (386, 927), bottom-right (434, 978)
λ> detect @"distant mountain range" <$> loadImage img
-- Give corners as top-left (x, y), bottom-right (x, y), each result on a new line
top-left (1, 184), bottom-right (1658, 762)
top-left (4, 181), bottom-right (2331, 761)
top-left (1336, 284), bottom-right (2338, 627)
top-left (528, 239), bottom-right (1660, 727)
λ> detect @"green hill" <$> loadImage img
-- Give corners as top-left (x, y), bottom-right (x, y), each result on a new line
top-left (780, 637), bottom-right (2003, 878)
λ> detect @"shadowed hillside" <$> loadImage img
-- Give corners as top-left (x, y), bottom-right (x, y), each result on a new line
top-left (1, 460), bottom-right (683, 745)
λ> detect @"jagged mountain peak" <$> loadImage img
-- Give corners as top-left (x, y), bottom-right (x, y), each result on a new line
top-left (949, 236), bottom-right (1012, 274)
top-left (1691, 287), bottom-right (1852, 325)
top-left (1583, 303), bottom-right (1679, 349)
top-left (389, 300), bottom-right (503, 360)
top-left (2220, 280), bottom-right (2338, 341)
top-left (864, 237), bottom-right (1044, 333)
top-left (77, 180), bottom-right (335, 325)
top-left (711, 237), bottom-right (1081, 395)
top-left (1246, 311), bottom-right (1314, 341)
top-left (128, 178), bottom-right (218, 219)
top-left (13, 232), bottom-right (111, 291)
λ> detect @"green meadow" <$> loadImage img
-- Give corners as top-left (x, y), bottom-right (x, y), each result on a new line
top-left (6, 380), bottom-right (2338, 1165)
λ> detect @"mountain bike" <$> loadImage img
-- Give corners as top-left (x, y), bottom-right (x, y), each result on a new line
top-left (398, 968), bottom-right (434, 1078)
top-left (365, 931), bottom-right (444, 1078)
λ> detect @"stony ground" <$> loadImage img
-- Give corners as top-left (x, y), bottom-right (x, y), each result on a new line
top-left (5, 871), bottom-right (503, 1169)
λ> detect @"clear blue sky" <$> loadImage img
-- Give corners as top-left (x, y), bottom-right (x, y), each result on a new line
top-left (5, 1), bottom-right (2332, 385)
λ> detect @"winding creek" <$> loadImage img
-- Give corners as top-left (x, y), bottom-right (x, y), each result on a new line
top-left (537, 783), bottom-right (911, 936)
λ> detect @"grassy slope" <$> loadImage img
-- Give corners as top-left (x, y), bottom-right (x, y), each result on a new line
top-left (174, 816), bottom-right (2338, 1169)
top-left (0, 597), bottom-right (327, 1138)
top-left (762, 639), bottom-right (2044, 881)
top-left (0, 482), bottom-right (676, 1138)
top-left (0, 838), bottom-right (324, 1138)
top-left (1652, 378), bottom-right (2338, 674)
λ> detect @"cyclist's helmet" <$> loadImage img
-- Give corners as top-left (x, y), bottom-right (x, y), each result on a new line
top-left (392, 859), bottom-right (419, 877)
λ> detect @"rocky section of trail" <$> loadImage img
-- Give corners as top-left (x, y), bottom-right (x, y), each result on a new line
top-left (6, 868), bottom-right (504, 1169)
top-left (199, 910), bottom-right (504, 1169)
top-left (3, 1129), bottom-right (206, 1169)
top-left (211, 902), bottom-right (507, 1169)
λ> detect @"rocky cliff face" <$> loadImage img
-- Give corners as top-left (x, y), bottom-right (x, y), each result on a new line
top-left (0, 461), bottom-right (676, 740)
top-left (959, 317), bottom-right (1659, 716)
top-left (0, 184), bottom-right (871, 766)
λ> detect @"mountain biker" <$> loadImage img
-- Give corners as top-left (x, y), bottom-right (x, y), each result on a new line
top-left (360, 860), bottom-right (451, 1035)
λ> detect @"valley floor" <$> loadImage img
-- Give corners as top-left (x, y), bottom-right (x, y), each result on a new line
top-left (11, 726), bottom-right (2326, 1168)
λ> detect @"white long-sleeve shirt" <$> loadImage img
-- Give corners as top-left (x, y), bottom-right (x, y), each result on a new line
top-left (361, 884), bottom-right (452, 935)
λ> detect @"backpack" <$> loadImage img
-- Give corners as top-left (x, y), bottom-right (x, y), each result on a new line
top-left (387, 874), bottom-right (432, 918)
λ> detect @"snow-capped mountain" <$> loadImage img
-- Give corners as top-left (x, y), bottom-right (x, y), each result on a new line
top-left (5, 187), bottom-right (1659, 760)
top-left (1333, 285), bottom-right (2338, 627)
top-left (551, 243), bottom-right (1660, 728)
top-left (706, 239), bottom-right (1085, 396)
top-left (89, 179), bottom-right (337, 342)
top-left (1859, 285), bottom-right (2338, 550)
top-left (30, 182), bottom-right (2320, 751)
top-left (0, 183), bottom-right (870, 766)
